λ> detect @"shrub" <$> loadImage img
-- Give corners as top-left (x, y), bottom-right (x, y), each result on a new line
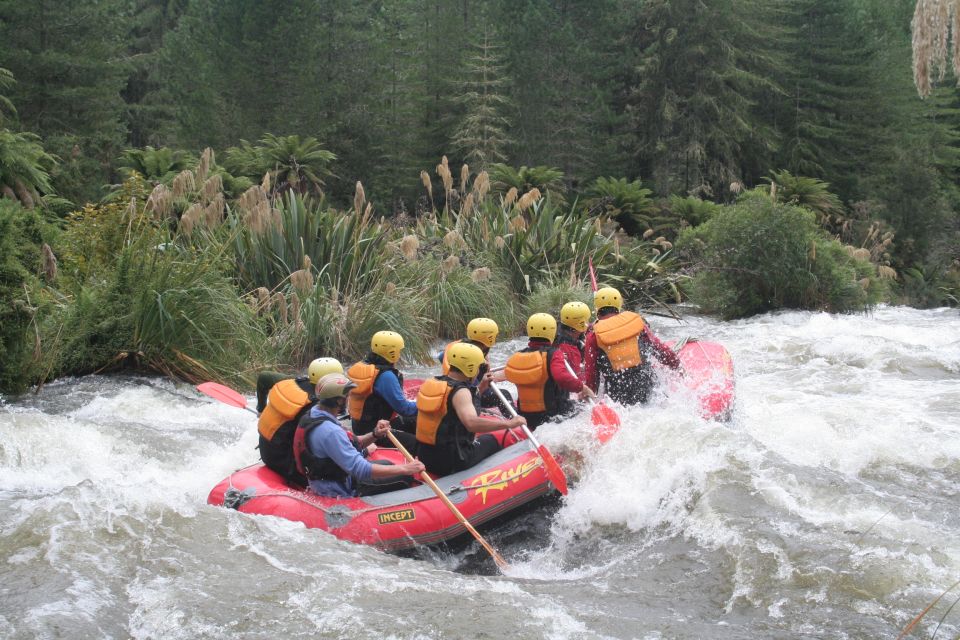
top-left (678, 194), bottom-right (881, 318)
top-left (0, 201), bottom-right (49, 392)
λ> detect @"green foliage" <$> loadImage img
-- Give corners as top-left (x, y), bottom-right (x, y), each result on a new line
top-left (626, 0), bottom-right (784, 196)
top-left (225, 134), bottom-right (336, 198)
top-left (0, 66), bottom-right (15, 126)
top-left (118, 146), bottom-right (196, 183)
top-left (488, 164), bottom-right (566, 201)
top-left (523, 277), bottom-right (593, 320)
top-left (0, 0), bottom-right (128, 204)
top-left (586, 177), bottom-right (655, 236)
top-left (678, 195), bottom-right (881, 319)
top-left (398, 260), bottom-right (521, 342)
top-left (898, 261), bottom-right (960, 308)
top-left (765, 169), bottom-right (845, 226)
top-left (0, 201), bottom-right (48, 393)
top-left (45, 186), bottom-right (271, 387)
top-left (450, 28), bottom-right (513, 169)
top-left (0, 130), bottom-right (58, 208)
top-left (230, 191), bottom-right (390, 293)
top-left (666, 195), bottom-right (722, 229)
top-left (56, 176), bottom-right (152, 287)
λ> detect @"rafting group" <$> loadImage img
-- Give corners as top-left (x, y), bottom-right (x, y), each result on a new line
top-left (251, 285), bottom-right (681, 500)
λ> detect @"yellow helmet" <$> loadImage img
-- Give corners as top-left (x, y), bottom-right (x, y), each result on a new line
top-left (307, 357), bottom-right (343, 385)
top-left (371, 331), bottom-right (405, 363)
top-left (466, 317), bottom-right (499, 348)
top-left (560, 301), bottom-right (591, 332)
top-left (447, 342), bottom-right (485, 378)
top-left (594, 286), bottom-right (623, 312)
top-left (314, 373), bottom-right (357, 400)
top-left (526, 313), bottom-right (557, 343)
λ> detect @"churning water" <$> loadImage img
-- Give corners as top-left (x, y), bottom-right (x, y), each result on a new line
top-left (2, 306), bottom-right (958, 639)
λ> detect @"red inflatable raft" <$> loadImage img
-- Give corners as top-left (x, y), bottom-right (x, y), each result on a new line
top-left (207, 430), bottom-right (553, 551)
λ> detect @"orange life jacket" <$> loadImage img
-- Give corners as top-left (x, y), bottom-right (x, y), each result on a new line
top-left (415, 377), bottom-right (456, 445)
top-left (345, 361), bottom-right (381, 421)
top-left (505, 349), bottom-right (552, 413)
top-left (594, 311), bottom-right (645, 372)
top-left (257, 378), bottom-right (311, 440)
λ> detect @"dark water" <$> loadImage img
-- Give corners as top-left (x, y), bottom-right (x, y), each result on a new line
top-left (2, 306), bottom-right (959, 639)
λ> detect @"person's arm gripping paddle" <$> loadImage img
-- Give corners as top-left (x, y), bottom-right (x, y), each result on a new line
top-left (490, 385), bottom-right (568, 496)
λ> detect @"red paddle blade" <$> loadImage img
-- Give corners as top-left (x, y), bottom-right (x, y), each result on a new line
top-left (537, 444), bottom-right (568, 495)
top-left (196, 382), bottom-right (248, 409)
top-left (592, 402), bottom-right (620, 443)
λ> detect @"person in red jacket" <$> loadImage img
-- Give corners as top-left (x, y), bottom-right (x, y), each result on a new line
top-left (505, 313), bottom-right (591, 429)
top-left (584, 287), bottom-right (681, 405)
top-left (555, 301), bottom-right (595, 392)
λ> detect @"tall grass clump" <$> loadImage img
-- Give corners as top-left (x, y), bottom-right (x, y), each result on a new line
top-left (275, 277), bottom-right (435, 368)
top-left (523, 276), bottom-right (593, 318)
top-left (230, 190), bottom-right (389, 293)
top-left (677, 190), bottom-right (884, 319)
top-left (396, 258), bottom-right (523, 339)
top-left (41, 175), bottom-right (273, 387)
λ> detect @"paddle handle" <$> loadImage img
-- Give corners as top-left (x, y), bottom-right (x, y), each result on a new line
top-left (384, 431), bottom-right (509, 571)
top-left (490, 386), bottom-right (537, 444)
top-left (561, 359), bottom-right (593, 403)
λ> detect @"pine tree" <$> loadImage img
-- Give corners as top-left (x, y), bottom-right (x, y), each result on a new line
top-left (450, 26), bottom-right (513, 170)
top-left (626, 0), bottom-right (786, 197)
top-left (122, 0), bottom-right (189, 148)
top-left (0, 0), bottom-right (128, 203)
top-left (492, 0), bottom-right (630, 181)
top-left (772, 0), bottom-right (891, 198)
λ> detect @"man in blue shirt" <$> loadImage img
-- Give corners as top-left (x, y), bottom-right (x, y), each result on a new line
top-left (346, 331), bottom-right (418, 444)
top-left (294, 374), bottom-right (424, 498)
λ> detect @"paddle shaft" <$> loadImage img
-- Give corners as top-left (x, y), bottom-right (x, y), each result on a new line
top-left (490, 386), bottom-right (539, 447)
top-left (384, 431), bottom-right (509, 571)
top-left (196, 381), bottom-right (349, 419)
top-left (488, 385), bottom-right (568, 495)
top-left (561, 359), bottom-right (596, 405)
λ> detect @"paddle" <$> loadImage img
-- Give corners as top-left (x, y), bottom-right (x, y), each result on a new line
top-left (384, 431), bottom-right (510, 572)
top-left (561, 359), bottom-right (620, 443)
top-left (583, 259), bottom-right (622, 441)
top-left (198, 380), bottom-right (354, 423)
top-left (196, 382), bottom-right (258, 415)
top-left (489, 385), bottom-right (568, 496)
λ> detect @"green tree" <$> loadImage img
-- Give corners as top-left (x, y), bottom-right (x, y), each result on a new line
top-left (626, 0), bottom-right (785, 197)
top-left (0, 67), bottom-right (15, 126)
top-left (0, 201), bottom-right (48, 393)
top-left (493, 0), bottom-right (630, 179)
top-left (117, 146), bottom-right (196, 184)
top-left (450, 26), bottom-right (513, 169)
top-left (0, 0), bottom-right (128, 204)
top-left (121, 0), bottom-right (189, 147)
top-left (0, 130), bottom-right (58, 209)
top-left (225, 134), bottom-right (336, 198)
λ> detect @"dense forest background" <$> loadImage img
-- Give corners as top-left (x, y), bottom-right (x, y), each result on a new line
top-left (1, 0), bottom-right (959, 392)
top-left (1, 1), bottom-right (958, 237)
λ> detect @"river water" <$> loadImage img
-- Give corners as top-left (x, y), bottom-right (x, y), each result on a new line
top-left (1, 306), bottom-right (959, 639)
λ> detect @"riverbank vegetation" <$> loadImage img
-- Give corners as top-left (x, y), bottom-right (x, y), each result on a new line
top-left (1, 0), bottom-right (959, 394)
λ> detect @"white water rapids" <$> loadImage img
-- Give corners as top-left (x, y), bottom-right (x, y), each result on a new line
top-left (1, 306), bottom-right (958, 639)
